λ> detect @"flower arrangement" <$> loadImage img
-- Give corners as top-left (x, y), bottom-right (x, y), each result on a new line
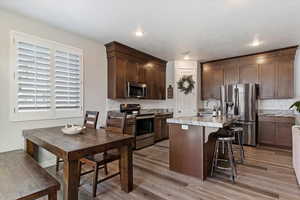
top-left (177, 75), bottom-right (195, 95)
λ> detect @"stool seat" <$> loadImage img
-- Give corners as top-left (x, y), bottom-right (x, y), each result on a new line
top-left (217, 136), bottom-right (235, 141)
top-left (230, 127), bottom-right (243, 132)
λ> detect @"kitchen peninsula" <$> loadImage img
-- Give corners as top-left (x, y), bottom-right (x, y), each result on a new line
top-left (167, 115), bottom-right (237, 180)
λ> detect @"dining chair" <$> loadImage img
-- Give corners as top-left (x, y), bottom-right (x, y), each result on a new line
top-left (79, 111), bottom-right (127, 197)
top-left (55, 111), bottom-right (100, 172)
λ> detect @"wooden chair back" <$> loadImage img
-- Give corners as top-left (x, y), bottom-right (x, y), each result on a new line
top-left (106, 111), bottom-right (126, 134)
top-left (84, 111), bottom-right (99, 129)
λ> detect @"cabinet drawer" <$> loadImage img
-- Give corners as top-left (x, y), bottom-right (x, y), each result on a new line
top-left (275, 117), bottom-right (295, 124)
top-left (136, 136), bottom-right (154, 149)
top-left (258, 116), bottom-right (276, 122)
top-left (259, 116), bottom-right (295, 123)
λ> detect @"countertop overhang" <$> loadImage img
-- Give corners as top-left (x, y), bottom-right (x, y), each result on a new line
top-left (167, 116), bottom-right (238, 128)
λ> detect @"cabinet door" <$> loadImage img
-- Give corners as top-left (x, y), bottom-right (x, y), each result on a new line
top-left (277, 55), bottom-right (294, 98)
top-left (239, 63), bottom-right (258, 84)
top-left (276, 122), bottom-right (293, 148)
top-left (152, 64), bottom-right (162, 99)
top-left (138, 62), bottom-right (146, 83)
top-left (159, 65), bottom-right (166, 99)
top-left (162, 118), bottom-right (169, 139)
top-left (258, 121), bottom-right (276, 145)
top-left (154, 117), bottom-right (162, 141)
top-left (144, 64), bottom-right (154, 99)
top-left (115, 57), bottom-right (127, 98)
top-left (259, 59), bottom-right (277, 99)
top-left (223, 62), bottom-right (239, 85)
top-left (126, 59), bottom-right (139, 83)
top-left (144, 63), bottom-right (166, 99)
top-left (202, 63), bottom-right (223, 100)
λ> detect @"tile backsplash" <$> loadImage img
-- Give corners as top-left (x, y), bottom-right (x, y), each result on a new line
top-left (200, 97), bottom-right (300, 111)
top-left (258, 98), bottom-right (300, 110)
top-left (106, 99), bottom-right (175, 111)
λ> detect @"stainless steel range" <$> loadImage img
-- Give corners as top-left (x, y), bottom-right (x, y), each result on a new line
top-left (120, 104), bottom-right (155, 149)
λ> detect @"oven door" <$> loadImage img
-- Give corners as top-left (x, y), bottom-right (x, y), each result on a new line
top-left (127, 82), bottom-right (147, 98)
top-left (136, 115), bottom-right (154, 137)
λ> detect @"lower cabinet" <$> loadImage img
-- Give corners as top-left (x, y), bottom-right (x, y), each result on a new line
top-left (258, 116), bottom-right (294, 149)
top-left (155, 114), bottom-right (173, 141)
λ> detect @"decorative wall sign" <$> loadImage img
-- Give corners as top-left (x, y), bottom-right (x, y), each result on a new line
top-left (167, 85), bottom-right (174, 99)
top-left (177, 75), bottom-right (195, 95)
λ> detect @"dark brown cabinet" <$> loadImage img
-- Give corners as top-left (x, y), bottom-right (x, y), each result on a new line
top-left (106, 41), bottom-right (167, 99)
top-left (223, 60), bottom-right (239, 85)
top-left (202, 63), bottom-right (223, 100)
top-left (154, 114), bottom-right (173, 141)
top-left (258, 118), bottom-right (276, 145)
top-left (258, 116), bottom-right (294, 149)
top-left (201, 46), bottom-right (297, 100)
top-left (258, 58), bottom-right (277, 99)
top-left (238, 57), bottom-right (259, 84)
top-left (277, 55), bottom-right (294, 98)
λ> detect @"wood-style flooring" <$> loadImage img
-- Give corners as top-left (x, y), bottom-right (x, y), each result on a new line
top-left (44, 140), bottom-right (300, 200)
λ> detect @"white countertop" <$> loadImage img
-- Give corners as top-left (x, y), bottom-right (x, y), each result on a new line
top-left (167, 115), bottom-right (237, 128)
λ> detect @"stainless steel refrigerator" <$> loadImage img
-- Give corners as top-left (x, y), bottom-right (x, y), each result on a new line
top-left (220, 83), bottom-right (258, 146)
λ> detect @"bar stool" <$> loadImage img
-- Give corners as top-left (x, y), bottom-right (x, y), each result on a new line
top-left (229, 127), bottom-right (245, 164)
top-left (211, 132), bottom-right (237, 183)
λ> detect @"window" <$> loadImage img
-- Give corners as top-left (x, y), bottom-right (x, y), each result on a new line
top-left (10, 31), bottom-right (84, 121)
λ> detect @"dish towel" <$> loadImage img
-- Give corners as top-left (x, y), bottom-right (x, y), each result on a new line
top-left (292, 125), bottom-right (300, 185)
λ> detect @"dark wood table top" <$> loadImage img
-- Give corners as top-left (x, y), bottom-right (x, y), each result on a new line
top-left (23, 127), bottom-right (134, 160)
top-left (0, 150), bottom-right (60, 200)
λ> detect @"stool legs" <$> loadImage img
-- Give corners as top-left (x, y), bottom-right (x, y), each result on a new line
top-left (48, 191), bottom-right (57, 200)
top-left (236, 131), bottom-right (245, 164)
top-left (211, 141), bottom-right (220, 176)
top-left (227, 141), bottom-right (237, 182)
top-left (211, 139), bottom-right (237, 183)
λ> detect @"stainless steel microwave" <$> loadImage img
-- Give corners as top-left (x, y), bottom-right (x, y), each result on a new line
top-left (127, 82), bottom-right (147, 98)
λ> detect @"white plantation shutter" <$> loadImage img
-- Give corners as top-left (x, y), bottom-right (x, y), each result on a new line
top-left (10, 32), bottom-right (84, 121)
top-left (55, 50), bottom-right (82, 110)
top-left (16, 41), bottom-right (52, 112)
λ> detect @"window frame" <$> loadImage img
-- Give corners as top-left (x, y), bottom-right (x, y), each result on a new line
top-left (10, 31), bottom-right (84, 121)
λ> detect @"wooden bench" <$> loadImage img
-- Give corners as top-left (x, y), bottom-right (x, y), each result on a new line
top-left (0, 150), bottom-right (60, 200)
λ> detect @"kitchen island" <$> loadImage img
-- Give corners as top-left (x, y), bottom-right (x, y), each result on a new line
top-left (167, 115), bottom-right (237, 180)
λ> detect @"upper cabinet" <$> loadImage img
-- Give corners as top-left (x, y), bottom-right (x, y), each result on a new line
top-left (276, 53), bottom-right (294, 98)
top-left (223, 60), bottom-right (239, 85)
top-left (105, 42), bottom-right (167, 99)
top-left (238, 57), bottom-right (258, 84)
top-left (258, 57), bottom-right (277, 99)
top-left (201, 47), bottom-right (297, 100)
top-left (202, 62), bottom-right (224, 100)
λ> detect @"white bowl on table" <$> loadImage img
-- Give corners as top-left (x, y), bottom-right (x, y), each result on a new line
top-left (61, 125), bottom-right (84, 135)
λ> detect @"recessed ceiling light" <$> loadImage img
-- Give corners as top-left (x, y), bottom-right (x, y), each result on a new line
top-left (182, 51), bottom-right (190, 60)
top-left (135, 30), bottom-right (144, 37)
top-left (184, 55), bottom-right (190, 60)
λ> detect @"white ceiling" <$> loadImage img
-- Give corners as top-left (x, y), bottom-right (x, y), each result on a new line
top-left (1, 0), bottom-right (300, 61)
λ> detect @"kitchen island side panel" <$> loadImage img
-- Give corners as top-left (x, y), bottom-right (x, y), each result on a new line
top-left (169, 124), bottom-right (216, 180)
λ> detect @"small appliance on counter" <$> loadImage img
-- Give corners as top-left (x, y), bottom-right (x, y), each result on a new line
top-left (120, 104), bottom-right (155, 149)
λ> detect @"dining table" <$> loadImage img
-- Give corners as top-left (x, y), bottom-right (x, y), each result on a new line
top-left (23, 126), bottom-right (134, 200)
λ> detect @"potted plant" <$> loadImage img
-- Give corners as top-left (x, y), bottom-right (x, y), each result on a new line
top-left (290, 101), bottom-right (300, 113)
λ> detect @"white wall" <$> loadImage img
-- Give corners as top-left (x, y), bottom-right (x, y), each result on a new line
top-left (0, 9), bottom-right (107, 166)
